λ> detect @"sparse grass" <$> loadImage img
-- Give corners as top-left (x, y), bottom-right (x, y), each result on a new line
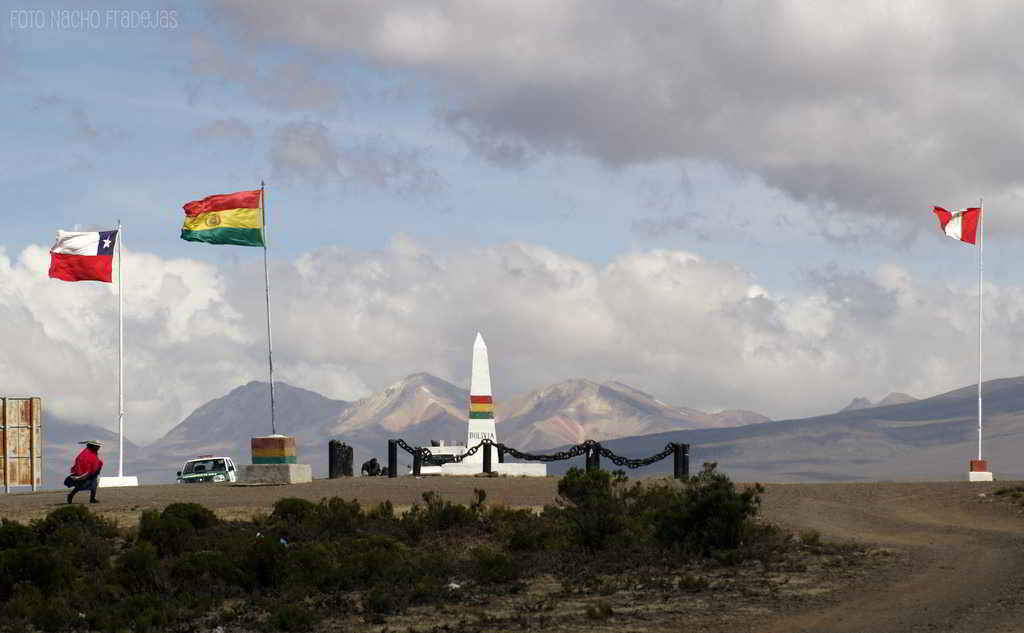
top-left (994, 485), bottom-right (1024, 507)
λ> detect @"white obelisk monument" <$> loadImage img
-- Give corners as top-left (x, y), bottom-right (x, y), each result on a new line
top-left (428, 332), bottom-right (545, 476)
top-left (464, 332), bottom-right (497, 463)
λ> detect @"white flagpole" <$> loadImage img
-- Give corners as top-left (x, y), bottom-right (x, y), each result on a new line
top-left (261, 182), bottom-right (277, 435)
top-left (977, 199), bottom-right (984, 461)
top-left (117, 220), bottom-right (124, 477)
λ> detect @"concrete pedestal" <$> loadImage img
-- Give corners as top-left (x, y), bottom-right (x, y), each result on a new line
top-left (240, 463), bottom-right (312, 485)
top-left (99, 475), bottom-right (139, 487)
top-left (969, 459), bottom-right (993, 482)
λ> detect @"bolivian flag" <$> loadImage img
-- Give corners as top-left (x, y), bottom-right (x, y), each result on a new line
top-left (181, 189), bottom-right (264, 247)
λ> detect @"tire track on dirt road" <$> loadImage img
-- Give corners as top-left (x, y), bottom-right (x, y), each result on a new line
top-left (754, 482), bottom-right (1024, 633)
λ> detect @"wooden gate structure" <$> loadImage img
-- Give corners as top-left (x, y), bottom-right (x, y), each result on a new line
top-left (1, 397), bottom-right (42, 492)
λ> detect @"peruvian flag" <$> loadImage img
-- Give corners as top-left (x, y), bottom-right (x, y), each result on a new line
top-left (933, 207), bottom-right (981, 244)
top-left (48, 230), bottom-right (118, 282)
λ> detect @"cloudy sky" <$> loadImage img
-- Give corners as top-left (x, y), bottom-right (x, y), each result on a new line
top-left (5, 1), bottom-right (1024, 443)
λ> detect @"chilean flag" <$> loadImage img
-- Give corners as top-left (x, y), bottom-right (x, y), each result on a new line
top-left (933, 207), bottom-right (981, 245)
top-left (48, 230), bottom-right (118, 282)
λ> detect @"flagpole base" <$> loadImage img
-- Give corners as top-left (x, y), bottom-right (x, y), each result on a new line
top-left (968, 459), bottom-right (993, 482)
top-left (239, 464), bottom-right (312, 485)
top-left (99, 475), bottom-right (139, 488)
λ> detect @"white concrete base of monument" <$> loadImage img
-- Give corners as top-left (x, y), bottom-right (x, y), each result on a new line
top-left (418, 462), bottom-right (547, 477)
top-left (240, 464), bottom-right (312, 485)
top-left (968, 471), bottom-right (993, 482)
top-left (99, 475), bottom-right (139, 487)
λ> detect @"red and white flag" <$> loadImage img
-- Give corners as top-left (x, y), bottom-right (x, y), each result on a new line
top-left (48, 229), bottom-right (118, 282)
top-left (933, 207), bottom-right (981, 244)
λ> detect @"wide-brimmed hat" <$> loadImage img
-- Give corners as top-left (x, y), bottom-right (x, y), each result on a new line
top-left (79, 440), bottom-right (103, 447)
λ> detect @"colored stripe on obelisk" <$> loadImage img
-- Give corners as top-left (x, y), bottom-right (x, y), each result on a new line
top-left (469, 393), bottom-right (493, 418)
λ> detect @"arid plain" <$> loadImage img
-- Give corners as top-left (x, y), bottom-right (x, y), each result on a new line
top-left (2, 476), bottom-right (1023, 633)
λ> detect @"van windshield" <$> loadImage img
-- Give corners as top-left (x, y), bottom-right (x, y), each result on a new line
top-left (183, 459), bottom-right (225, 474)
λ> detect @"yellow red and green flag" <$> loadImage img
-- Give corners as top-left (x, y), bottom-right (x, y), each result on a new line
top-left (181, 189), bottom-right (264, 247)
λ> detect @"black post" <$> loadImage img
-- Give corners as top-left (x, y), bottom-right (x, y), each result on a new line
top-left (328, 440), bottom-right (341, 479)
top-left (413, 450), bottom-right (422, 476)
top-left (497, 444), bottom-right (505, 464)
top-left (483, 441), bottom-right (492, 473)
top-left (586, 444), bottom-right (600, 472)
top-left (387, 440), bottom-right (397, 478)
top-left (673, 443), bottom-right (689, 480)
top-left (340, 443), bottom-right (353, 477)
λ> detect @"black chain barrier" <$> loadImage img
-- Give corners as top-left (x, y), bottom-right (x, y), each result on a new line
top-left (394, 438), bottom-right (682, 470)
top-left (597, 443), bottom-right (676, 469)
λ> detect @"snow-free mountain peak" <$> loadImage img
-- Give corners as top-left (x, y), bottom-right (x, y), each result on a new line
top-left (332, 373), bottom-right (466, 434)
top-left (839, 392), bottom-right (919, 413)
top-left (840, 397), bottom-right (874, 412)
top-left (877, 392), bottom-right (918, 407)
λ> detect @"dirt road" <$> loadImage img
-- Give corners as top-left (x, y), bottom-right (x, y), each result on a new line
top-left (2, 478), bottom-right (1022, 633)
top-left (754, 481), bottom-right (1024, 633)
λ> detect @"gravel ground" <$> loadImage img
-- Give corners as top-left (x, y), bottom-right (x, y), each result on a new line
top-left (2, 477), bottom-right (1023, 633)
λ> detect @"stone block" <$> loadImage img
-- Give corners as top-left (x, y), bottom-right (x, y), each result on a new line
top-left (240, 463), bottom-right (312, 485)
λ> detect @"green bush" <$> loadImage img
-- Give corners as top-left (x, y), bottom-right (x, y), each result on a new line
top-left (317, 497), bottom-right (363, 534)
top-left (334, 535), bottom-right (407, 589)
top-left (469, 547), bottom-right (522, 586)
top-left (281, 542), bottom-right (340, 592)
top-left (239, 537), bottom-right (289, 590)
top-left (264, 600), bottom-right (322, 632)
top-left (97, 593), bottom-right (177, 633)
top-left (138, 509), bottom-right (192, 556)
top-left (32, 504), bottom-right (118, 543)
top-left (115, 541), bottom-right (162, 590)
top-left (0, 479), bottom-right (818, 632)
top-left (0, 519), bottom-right (36, 551)
top-left (366, 500), bottom-right (395, 521)
top-left (30, 594), bottom-right (77, 633)
top-left (362, 584), bottom-right (406, 616)
top-left (162, 503), bottom-right (219, 530)
top-left (169, 549), bottom-right (239, 589)
top-left (0, 546), bottom-right (71, 600)
top-left (487, 506), bottom-right (555, 552)
top-left (652, 463), bottom-right (763, 554)
top-left (411, 491), bottom-right (479, 531)
top-left (556, 467), bottom-right (628, 552)
top-left (271, 497), bottom-right (317, 524)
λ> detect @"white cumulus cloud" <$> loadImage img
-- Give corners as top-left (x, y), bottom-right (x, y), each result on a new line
top-left (4, 236), bottom-right (1020, 443)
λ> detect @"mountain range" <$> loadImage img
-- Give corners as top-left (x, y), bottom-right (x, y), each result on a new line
top-left (34, 373), bottom-right (1024, 487)
top-left (562, 378), bottom-right (1024, 482)
top-left (38, 373), bottom-right (768, 486)
top-left (839, 392), bottom-right (919, 412)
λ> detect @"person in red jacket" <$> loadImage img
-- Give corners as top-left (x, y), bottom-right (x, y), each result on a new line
top-left (66, 440), bottom-right (103, 504)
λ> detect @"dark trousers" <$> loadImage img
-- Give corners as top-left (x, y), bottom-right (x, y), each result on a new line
top-left (68, 473), bottom-right (99, 502)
